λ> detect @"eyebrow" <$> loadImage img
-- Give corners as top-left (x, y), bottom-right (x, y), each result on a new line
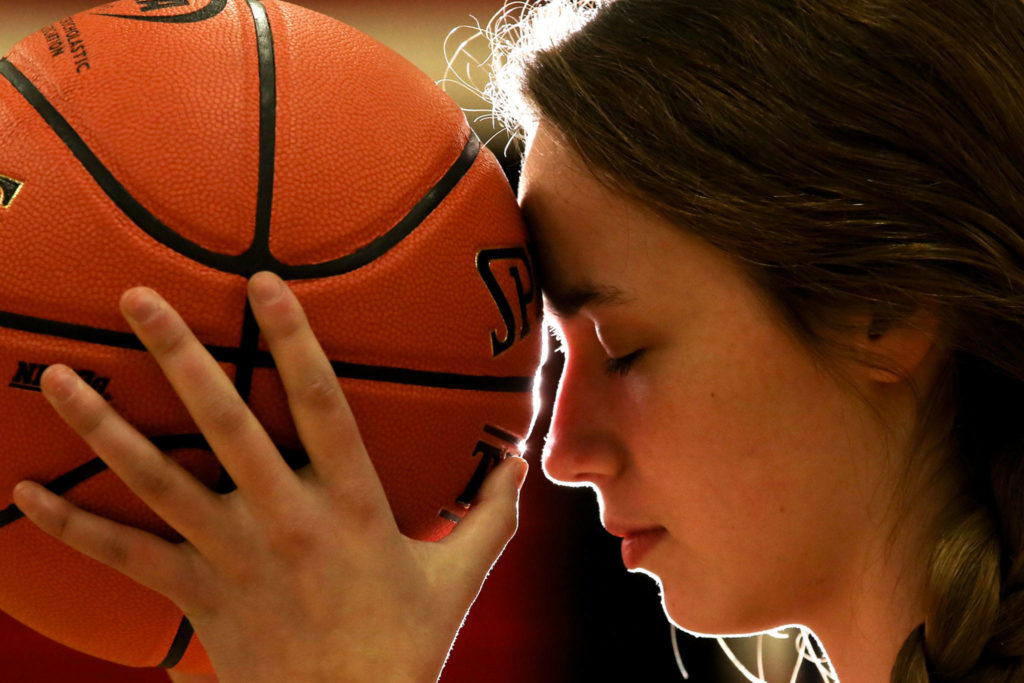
top-left (543, 282), bottom-right (633, 318)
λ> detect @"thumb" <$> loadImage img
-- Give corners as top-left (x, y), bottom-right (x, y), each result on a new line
top-left (438, 455), bottom-right (528, 591)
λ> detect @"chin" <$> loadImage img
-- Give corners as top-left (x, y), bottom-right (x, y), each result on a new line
top-left (655, 574), bottom-right (787, 639)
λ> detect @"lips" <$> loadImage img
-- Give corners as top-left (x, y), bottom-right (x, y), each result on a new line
top-left (603, 519), bottom-right (663, 539)
top-left (604, 520), bottom-right (667, 570)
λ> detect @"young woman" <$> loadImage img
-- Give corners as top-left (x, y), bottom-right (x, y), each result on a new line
top-left (11, 0), bottom-right (1024, 680)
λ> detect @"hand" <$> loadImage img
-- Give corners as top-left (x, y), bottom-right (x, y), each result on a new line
top-left (11, 271), bottom-right (529, 683)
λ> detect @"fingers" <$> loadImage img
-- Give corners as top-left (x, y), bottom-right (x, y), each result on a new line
top-left (439, 455), bottom-right (528, 590)
top-left (38, 364), bottom-right (223, 553)
top-left (246, 272), bottom-right (386, 499)
top-left (12, 480), bottom-right (198, 608)
top-left (119, 286), bottom-right (298, 503)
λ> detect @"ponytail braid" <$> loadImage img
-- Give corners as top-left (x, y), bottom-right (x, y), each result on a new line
top-left (893, 363), bottom-right (1024, 682)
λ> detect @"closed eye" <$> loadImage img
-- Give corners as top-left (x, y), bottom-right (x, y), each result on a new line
top-left (604, 349), bottom-right (646, 376)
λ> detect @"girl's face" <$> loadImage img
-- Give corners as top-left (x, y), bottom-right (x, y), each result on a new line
top-left (517, 123), bottom-right (923, 636)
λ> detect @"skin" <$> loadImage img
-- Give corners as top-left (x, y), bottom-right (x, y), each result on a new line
top-left (518, 122), bottom-right (960, 682)
top-left (12, 272), bottom-right (527, 683)
top-left (11, 120), bottom-right (961, 682)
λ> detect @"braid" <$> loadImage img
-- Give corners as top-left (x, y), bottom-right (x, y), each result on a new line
top-left (892, 624), bottom-right (928, 682)
top-left (891, 510), bottom-right (1023, 683)
top-left (892, 362), bottom-right (1024, 682)
top-left (927, 509), bottom-right (1000, 678)
top-left (974, 428), bottom-right (1024, 682)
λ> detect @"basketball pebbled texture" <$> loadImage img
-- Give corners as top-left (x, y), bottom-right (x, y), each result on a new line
top-left (0, 0), bottom-right (541, 673)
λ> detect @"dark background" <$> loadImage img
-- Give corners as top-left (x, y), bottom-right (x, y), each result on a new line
top-left (0, 2), bottom-right (827, 680)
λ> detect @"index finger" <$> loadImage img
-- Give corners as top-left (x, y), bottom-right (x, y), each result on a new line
top-left (120, 286), bottom-right (300, 503)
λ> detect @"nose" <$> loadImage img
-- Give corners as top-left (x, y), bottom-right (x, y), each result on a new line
top-left (541, 346), bottom-right (626, 485)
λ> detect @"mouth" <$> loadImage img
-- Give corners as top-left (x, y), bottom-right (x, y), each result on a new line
top-left (604, 521), bottom-right (668, 570)
top-left (619, 527), bottom-right (667, 569)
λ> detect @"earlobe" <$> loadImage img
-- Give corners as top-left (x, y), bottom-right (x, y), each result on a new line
top-left (860, 308), bottom-right (942, 384)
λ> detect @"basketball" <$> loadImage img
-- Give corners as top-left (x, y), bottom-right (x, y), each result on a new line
top-left (0, 0), bottom-right (541, 673)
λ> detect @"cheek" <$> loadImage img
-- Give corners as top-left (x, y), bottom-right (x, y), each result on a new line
top-left (634, 326), bottom-right (877, 561)
top-left (653, 322), bottom-right (862, 475)
top-left (639, 357), bottom-right (869, 632)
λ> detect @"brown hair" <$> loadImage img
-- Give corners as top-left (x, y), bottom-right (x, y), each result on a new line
top-left (485, 0), bottom-right (1024, 680)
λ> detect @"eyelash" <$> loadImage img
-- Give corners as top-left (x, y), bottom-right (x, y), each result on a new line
top-left (604, 349), bottom-right (646, 376)
top-left (546, 321), bottom-right (644, 376)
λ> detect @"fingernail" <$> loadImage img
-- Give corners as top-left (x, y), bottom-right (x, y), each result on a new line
top-left (41, 365), bottom-right (78, 402)
top-left (249, 271), bottom-right (284, 305)
top-left (122, 288), bottom-right (160, 324)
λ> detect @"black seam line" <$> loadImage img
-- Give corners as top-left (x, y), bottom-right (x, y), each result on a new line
top-left (0, 309), bottom-right (534, 391)
top-left (234, 298), bottom-right (261, 400)
top-left (0, 57), bottom-right (238, 269)
top-left (0, 458), bottom-right (105, 528)
top-left (0, 435), bottom-right (212, 529)
top-left (98, 0), bottom-right (228, 23)
top-left (0, 438), bottom-right (312, 532)
top-left (484, 424), bottom-right (522, 445)
top-left (158, 617), bottom-right (194, 669)
top-left (327, 359), bottom-right (533, 392)
top-left (211, 0), bottom-right (274, 524)
top-left (232, 0), bottom-right (277, 409)
top-left (248, 0), bottom-right (275, 267)
top-left (0, 57), bottom-right (481, 280)
top-left (278, 131), bottom-right (479, 279)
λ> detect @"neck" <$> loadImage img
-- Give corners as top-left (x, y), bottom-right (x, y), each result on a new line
top-left (807, 491), bottom-right (947, 683)
top-left (810, 370), bottom-right (966, 683)
top-left (813, 587), bottom-right (922, 683)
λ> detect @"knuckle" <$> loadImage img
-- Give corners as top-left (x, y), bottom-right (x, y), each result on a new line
top-left (75, 394), bottom-right (109, 437)
top-left (499, 508), bottom-right (519, 541)
top-left (182, 593), bottom-right (218, 623)
top-left (178, 553), bottom-right (217, 616)
top-left (297, 373), bottom-right (342, 413)
top-left (152, 319), bottom-right (190, 358)
top-left (95, 534), bottom-right (131, 570)
top-left (330, 478), bottom-right (381, 526)
top-left (132, 465), bottom-right (174, 502)
top-left (202, 398), bottom-right (250, 436)
top-left (264, 516), bottom-right (319, 558)
top-left (46, 504), bottom-right (131, 574)
top-left (346, 497), bottom-right (381, 531)
top-left (50, 505), bottom-right (72, 541)
top-left (276, 309), bottom-right (306, 340)
top-left (259, 300), bottom-right (304, 343)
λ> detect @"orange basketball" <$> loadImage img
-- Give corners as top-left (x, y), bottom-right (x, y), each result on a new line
top-left (0, 0), bottom-right (541, 673)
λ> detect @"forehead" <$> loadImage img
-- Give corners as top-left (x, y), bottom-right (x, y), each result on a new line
top-left (517, 125), bottom-right (767, 322)
top-left (518, 126), bottom-right (652, 297)
top-left (518, 125), bottom-right (702, 315)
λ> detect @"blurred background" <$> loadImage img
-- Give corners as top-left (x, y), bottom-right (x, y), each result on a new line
top-left (0, 2), bottom-right (829, 681)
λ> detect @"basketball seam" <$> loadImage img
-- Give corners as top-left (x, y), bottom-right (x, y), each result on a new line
top-left (0, 310), bottom-right (534, 389)
top-left (0, 436), bottom-right (314, 532)
top-left (0, 62), bottom-right (482, 278)
top-left (0, 435), bottom-right (216, 529)
top-left (0, 2), bottom-right (533, 670)
top-left (0, 36), bottom-right (532, 393)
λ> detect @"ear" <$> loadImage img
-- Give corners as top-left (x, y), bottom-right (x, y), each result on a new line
top-left (855, 307), bottom-right (942, 384)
